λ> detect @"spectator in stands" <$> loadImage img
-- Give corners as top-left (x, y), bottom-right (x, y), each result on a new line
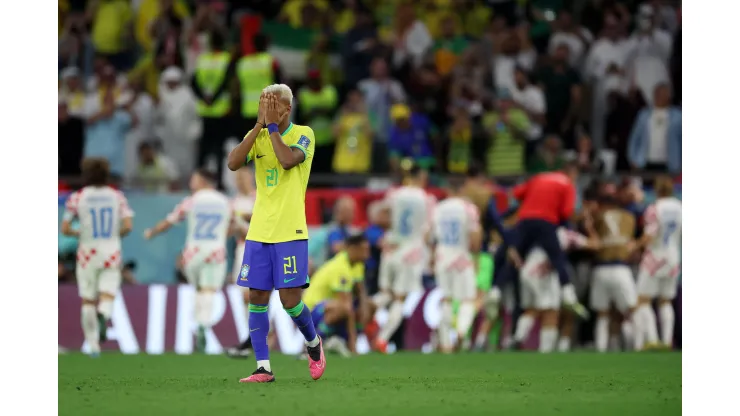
top-left (135, 0), bottom-right (190, 52)
top-left (627, 83), bottom-right (681, 173)
top-left (412, 65), bottom-right (449, 131)
top-left (431, 15), bottom-right (469, 77)
top-left (388, 104), bottom-right (436, 173)
top-left (538, 43), bottom-right (582, 149)
top-left (131, 141), bottom-right (180, 192)
top-left (87, 0), bottom-right (134, 71)
top-left (585, 13), bottom-right (628, 145)
top-left (59, 68), bottom-right (87, 118)
top-left (298, 69), bottom-right (339, 172)
top-left (624, 4), bottom-right (672, 106)
top-left (446, 107), bottom-right (478, 174)
top-left (186, 2), bottom-right (229, 76)
top-left (451, 47), bottom-right (491, 108)
top-left (153, 11), bottom-right (186, 70)
top-left (59, 100), bottom-right (84, 177)
top-left (59, 15), bottom-right (93, 77)
top-left (358, 57), bottom-right (406, 148)
top-left (606, 86), bottom-right (644, 171)
top-left (529, 134), bottom-right (566, 173)
top-left (457, 0), bottom-right (493, 39)
top-left (123, 77), bottom-right (156, 182)
top-left (87, 62), bottom-right (126, 111)
top-left (333, 89), bottom-right (373, 174)
top-left (341, 8), bottom-right (379, 89)
top-left (511, 66), bottom-right (546, 143)
top-left (570, 131), bottom-right (602, 174)
top-left (650, 0), bottom-right (679, 34)
top-left (390, 3), bottom-right (433, 70)
top-left (482, 90), bottom-right (530, 176)
top-left (333, 0), bottom-right (366, 35)
top-left (492, 27), bottom-right (537, 94)
top-left (278, 0), bottom-right (329, 28)
top-left (326, 196), bottom-right (357, 257)
top-left (156, 67), bottom-right (201, 178)
top-left (83, 89), bottom-right (135, 182)
top-left (548, 10), bottom-right (593, 71)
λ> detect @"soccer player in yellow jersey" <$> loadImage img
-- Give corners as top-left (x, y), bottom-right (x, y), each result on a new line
top-left (303, 234), bottom-right (370, 355)
top-left (227, 84), bottom-right (324, 383)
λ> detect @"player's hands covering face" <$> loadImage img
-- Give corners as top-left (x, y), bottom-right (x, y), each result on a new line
top-left (258, 93), bottom-right (267, 125)
top-left (265, 94), bottom-right (281, 125)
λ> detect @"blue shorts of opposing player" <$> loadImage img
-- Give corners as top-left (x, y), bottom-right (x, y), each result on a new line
top-left (237, 240), bottom-right (310, 290)
top-left (311, 300), bottom-right (363, 340)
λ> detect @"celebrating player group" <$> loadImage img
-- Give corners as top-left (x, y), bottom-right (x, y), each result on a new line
top-left (61, 83), bottom-right (681, 384)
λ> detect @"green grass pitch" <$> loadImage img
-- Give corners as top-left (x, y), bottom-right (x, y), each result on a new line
top-left (59, 352), bottom-right (680, 415)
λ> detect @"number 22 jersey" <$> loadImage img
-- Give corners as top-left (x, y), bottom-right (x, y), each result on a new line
top-left (166, 189), bottom-right (234, 260)
top-left (244, 123), bottom-right (315, 243)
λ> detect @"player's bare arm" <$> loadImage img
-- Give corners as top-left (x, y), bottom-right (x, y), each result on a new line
top-left (120, 217), bottom-right (133, 237)
top-left (143, 218), bottom-right (174, 240)
top-left (339, 291), bottom-right (358, 354)
top-left (60, 219), bottom-right (80, 237)
top-left (227, 94), bottom-right (266, 171)
top-left (264, 94), bottom-right (304, 170)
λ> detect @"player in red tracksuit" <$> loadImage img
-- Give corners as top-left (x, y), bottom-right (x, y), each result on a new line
top-left (484, 162), bottom-right (587, 321)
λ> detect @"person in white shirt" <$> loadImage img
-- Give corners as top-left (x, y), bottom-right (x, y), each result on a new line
top-left (633, 176), bottom-right (681, 350)
top-left (61, 158), bottom-right (134, 357)
top-left (144, 169), bottom-right (236, 353)
top-left (493, 30), bottom-right (537, 94)
top-left (511, 67), bottom-right (546, 141)
top-left (391, 3), bottom-right (432, 69)
top-left (623, 4), bottom-right (672, 105)
top-left (548, 10), bottom-right (593, 71)
top-left (123, 78), bottom-right (156, 181)
top-left (432, 181), bottom-right (482, 353)
top-left (156, 66), bottom-right (203, 180)
top-left (373, 165), bottom-right (436, 353)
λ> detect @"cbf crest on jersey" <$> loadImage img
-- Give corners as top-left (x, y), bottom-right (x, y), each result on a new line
top-left (298, 135), bottom-right (311, 148)
top-left (240, 264), bottom-right (250, 281)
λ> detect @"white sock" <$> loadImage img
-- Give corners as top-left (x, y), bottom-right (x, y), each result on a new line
top-left (195, 292), bottom-right (215, 328)
top-left (639, 304), bottom-right (659, 345)
top-left (595, 317), bottom-right (609, 352)
top-left (379, 300), bottom-right (405, 342)
top-left (97, 298), bottom-right (114, 321)
top-left (514, 314), bottom-right (535, 343)
top-left (557, 336), bottom-right (571, 352)
top-left (456, 301), bottom-right (476, 339)
top-left (474, 331), bottom-right (488, 349)
top-left (306, 335), bottom-right (320, 348)
top-left (439, 301), bottom-right (453, 349)
top-left (659, 303), bottom-right (674, 346)
top-left (633, 309), bottom-right (646, 351)
top-left (257, 360), bottom-right (271, 372)
top-left (81, 304), bottom-right (100, 353)
top-left (539, 327), bottom-right (558, 353)
top-left (621, 319), bottom-right (635, 351)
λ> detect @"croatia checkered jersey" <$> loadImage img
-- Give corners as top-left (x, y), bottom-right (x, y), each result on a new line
top-left (166, 189), bottom-right (234, 248)
top-left (642, 197), bottom-right (682, 257)
top-left (63, 186), bottom-right (134, 248)
top-left (432, 197), bottom-right (480, 250)
top-left (522, 228), bottom-right (588, 278)
top-left (385, 186), bottom-right (437, 244)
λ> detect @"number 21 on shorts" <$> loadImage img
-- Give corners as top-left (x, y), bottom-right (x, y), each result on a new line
top-left (283, 256), bottom-right (297, 274)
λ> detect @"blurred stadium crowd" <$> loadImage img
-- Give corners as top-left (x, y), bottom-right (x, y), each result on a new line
top-left (58, 0), bottom-right (682, 352)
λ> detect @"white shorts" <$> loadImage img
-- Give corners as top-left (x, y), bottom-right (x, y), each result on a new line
top-left (76, 266), bottom-right (122, 300)
top-left (590, 264), bottom-right (637, 313)
top-left (434, 248), bottom-right (476, 301)
top-left (379, 241), bottom-right (427, 295)
top-left (183, 247), bottom-right (227, 290)
top-left (520, 271), bottom-right (561, 311)
top-left (636, 256), bottom-right (680, 299)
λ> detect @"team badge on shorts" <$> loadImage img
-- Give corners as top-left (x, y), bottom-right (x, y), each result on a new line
top-left (298, 135), bottom-right (311, 148)
top-left (240, 264), bottom-right (250, 281)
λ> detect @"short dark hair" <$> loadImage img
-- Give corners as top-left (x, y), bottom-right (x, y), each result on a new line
top-left (194, 168), bottom-right (217, 185)
top-left (345, 233), bottom-right (368, 247)
top-left (253, 33), bottom-right (269, 52)
top-left (81, 158), bottom-right (110, 186)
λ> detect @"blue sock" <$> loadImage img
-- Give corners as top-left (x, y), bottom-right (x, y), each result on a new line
top-left (248, 304), bottom-right (270, 361)
top-left (285, 301), bottom-right (318, 345)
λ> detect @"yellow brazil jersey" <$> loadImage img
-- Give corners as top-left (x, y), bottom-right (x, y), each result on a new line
top-left (245, 123), bottom-right (315, 243)
top-left (303, 252), bottom-right (362, 310)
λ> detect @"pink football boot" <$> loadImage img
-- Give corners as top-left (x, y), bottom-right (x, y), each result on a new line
top-left (306, 337), bottom-right (326, 380)
top-left (239, 367), bottom-right (275, 383)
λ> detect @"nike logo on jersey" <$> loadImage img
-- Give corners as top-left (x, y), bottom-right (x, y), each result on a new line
top-left (256, 154), bottom-right (266, 159)
top-left (283, 277), bottom-right (297, 283)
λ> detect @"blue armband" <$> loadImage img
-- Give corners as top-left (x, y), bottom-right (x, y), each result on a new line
top-left (267, 123), bottom-right (279, 134)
